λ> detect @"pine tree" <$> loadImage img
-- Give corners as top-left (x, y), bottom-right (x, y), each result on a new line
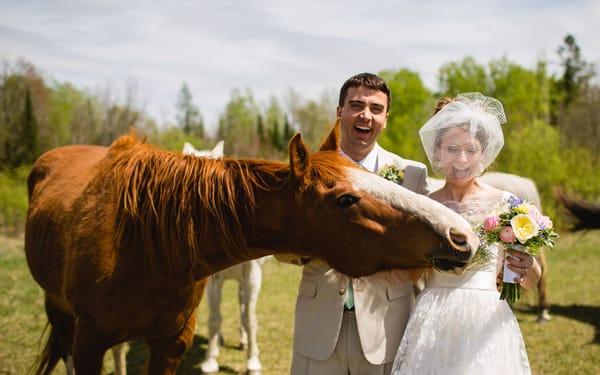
top-left (15, 88), bottom-right (37, 166)
top-left (557, 34), bottom-right (595, 106)
top-left (256, 114), bottom-right (265, 142)
top-left (269, 118), bottom-right (281, 150)
top-left (176, 82), bottom-right (204, 138)
top-left (282, 115), bottom-right (294, 145)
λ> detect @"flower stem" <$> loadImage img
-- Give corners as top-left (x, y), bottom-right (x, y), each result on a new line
top-left (500, 282), bottom-right (521, 303)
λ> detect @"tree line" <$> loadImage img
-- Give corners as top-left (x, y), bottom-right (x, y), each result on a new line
top-left (0, 34), bottom-right (598, 233)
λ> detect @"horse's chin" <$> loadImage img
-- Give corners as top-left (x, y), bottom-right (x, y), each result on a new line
top-left (432, 258), bottom-right (469, 274)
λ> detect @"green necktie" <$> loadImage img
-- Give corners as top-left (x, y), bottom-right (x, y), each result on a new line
top-left (344, 280), bottom-right (354, 310)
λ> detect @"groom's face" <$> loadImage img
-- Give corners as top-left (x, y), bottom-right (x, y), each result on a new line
top-left (337, 86), bottom-right (389, 158)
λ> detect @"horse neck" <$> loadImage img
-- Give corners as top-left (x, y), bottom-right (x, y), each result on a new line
top-left (190, 158), bottom-right (296, 278)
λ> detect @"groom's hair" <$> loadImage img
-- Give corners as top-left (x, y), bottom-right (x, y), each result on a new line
top-left (338, 73), bottom-right (391, 112)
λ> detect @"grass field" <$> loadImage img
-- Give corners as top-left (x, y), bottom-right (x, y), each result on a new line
top-left (1, 232), bottom-right (599, 374)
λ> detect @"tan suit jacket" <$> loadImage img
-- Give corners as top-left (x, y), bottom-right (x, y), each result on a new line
top-left (292, 145), bottom-right (429, 365)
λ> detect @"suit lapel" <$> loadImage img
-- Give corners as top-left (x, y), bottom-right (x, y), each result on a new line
top-left (401, 165), bottom-right (422, 192)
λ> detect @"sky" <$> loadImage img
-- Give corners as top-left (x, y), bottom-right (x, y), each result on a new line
top-left (1, 0), bottom-right (599, 133)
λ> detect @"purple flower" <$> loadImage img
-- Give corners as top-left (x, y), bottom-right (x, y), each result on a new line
top-left (508, 195), bottom-right (523, 209)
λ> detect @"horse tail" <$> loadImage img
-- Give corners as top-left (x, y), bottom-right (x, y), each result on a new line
top-left (31, 323), bottom-right (62, 375)
top-left (30, 298), bottom-right (75, 375)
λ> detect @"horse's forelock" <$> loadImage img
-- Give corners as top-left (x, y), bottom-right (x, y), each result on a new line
top-left (307, 151), bottom-right (356, 187)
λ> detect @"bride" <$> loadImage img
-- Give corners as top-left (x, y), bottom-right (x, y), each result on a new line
top-left (391, 93), bottom-right (541, 375)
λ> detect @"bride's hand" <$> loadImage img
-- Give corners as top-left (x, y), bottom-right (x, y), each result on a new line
top-left (505, 250), bottom-right (541, 288)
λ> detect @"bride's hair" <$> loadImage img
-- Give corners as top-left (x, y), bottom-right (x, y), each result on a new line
top-left (433, 96), bottom-right (455, 115)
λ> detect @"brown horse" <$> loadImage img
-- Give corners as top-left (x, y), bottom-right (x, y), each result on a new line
top-left (25, 126), bottom-right (478, 375)
top-left (556, 189), bottom-right (600, 230)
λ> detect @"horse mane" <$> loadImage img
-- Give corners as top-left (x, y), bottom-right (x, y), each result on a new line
top-left (107, 135), bottom-right (293, 275)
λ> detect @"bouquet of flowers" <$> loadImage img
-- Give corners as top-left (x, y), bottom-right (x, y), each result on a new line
top-left (478, 195), bottom-right (559, 303)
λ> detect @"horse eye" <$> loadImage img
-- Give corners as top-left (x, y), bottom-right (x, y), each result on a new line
top-left (336, 194), bottom-right (360, 208)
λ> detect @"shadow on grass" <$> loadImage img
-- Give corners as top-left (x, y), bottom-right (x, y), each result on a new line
top-left (515, 303), bottom-right (600, 344)
top-left (123, 334), bottom-right (238, 374)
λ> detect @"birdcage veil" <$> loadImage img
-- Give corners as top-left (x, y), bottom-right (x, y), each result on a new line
top-left (419, 92), bottom-right (506, 180)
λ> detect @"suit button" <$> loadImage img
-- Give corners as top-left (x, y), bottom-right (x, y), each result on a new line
top-left (339, 288), bottom-right (346, 295)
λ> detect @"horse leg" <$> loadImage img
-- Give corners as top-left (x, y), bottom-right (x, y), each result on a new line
top-left (200, 276), bottom-right (224, 374)
top-left (66, 356), bottom-right (74, 375)
top-left (112, 342), bottom-right (129, 375)
top-left (238, 278), bottom-right (248, 350)
top-left (241, 262), bottom-right (262, 374)
top-left (72, 316), bottom-right (109, 375)
top-left (145, 311), bottom-right (197, 375)
top-left (536, 250), bottom-right (551, 322)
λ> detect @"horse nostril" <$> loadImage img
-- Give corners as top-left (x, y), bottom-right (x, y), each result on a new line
top-left (449, 228), bottom-right (468, 247)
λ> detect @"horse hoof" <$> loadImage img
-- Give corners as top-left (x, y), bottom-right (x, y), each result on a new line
top-left (246, 357), bottom-right (262, 372)
top-left (537, 310), bottom-right (552, 323)
top-left (200, 358), bottom-right (219, 374)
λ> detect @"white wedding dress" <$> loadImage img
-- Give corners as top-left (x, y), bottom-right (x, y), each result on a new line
top-left (391, 194), bottom-right (531, 375)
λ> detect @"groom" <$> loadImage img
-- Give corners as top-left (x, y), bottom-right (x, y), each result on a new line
top-left (289, 72), bottom-right (429, 375)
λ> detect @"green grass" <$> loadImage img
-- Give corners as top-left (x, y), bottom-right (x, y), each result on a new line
top-left (1, 233), bottom-right (598, 374)
top-left (514, 232), bottom-right (600, 375)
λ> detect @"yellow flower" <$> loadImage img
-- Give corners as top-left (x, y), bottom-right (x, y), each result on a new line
top-left (510, 214), bottom-right (539, 244)
top-left (515, 203), bottom-right (532, 214)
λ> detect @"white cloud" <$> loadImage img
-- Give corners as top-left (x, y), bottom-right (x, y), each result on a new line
top-left (1, 0), bottom-right (599, 132)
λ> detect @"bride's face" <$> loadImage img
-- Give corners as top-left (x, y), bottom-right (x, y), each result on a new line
top-left (437, 127), bottom-right (483, 184)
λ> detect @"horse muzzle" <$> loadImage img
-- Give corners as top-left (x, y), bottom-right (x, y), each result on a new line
top-left (429, 227), bottom-right (479, 271)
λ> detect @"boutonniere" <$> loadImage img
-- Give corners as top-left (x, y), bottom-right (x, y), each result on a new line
top-left (378, 164), bottom-right (404, 185)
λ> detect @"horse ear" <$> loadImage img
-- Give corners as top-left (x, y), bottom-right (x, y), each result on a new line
top-left (289, 132), bottom-right (311, 186)
top-left (319, 119), bottom-right (341, 151)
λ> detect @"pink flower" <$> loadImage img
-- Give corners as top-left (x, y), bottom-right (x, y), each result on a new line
top-left (499, 226), bottom-right (515, 243)
top-left (483, 216), bottom-right (500, 232)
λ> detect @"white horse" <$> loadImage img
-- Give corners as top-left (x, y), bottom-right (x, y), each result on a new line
top-left (200, 256), bottom-right (269, 374)
top-left (428, 171), bottom-right (551, 321)
top-left (182, 140), bottom-right (224, 159)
